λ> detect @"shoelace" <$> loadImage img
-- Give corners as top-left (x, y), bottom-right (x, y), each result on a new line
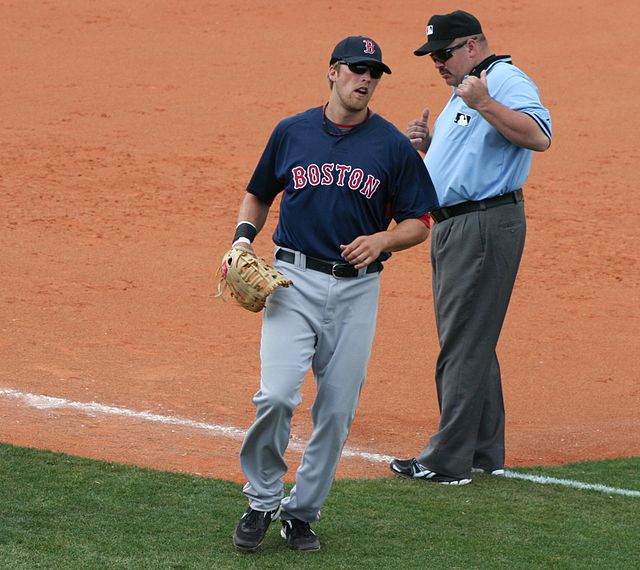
top-left (243, 509), bottom-right (268, 530)
top-left (411, 458), bottom-right (425, 474)
top-left (289, 520), bottom-right (315, 539)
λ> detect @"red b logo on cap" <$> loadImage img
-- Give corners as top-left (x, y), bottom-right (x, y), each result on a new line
top-left (362, 39), bottom-right (376, 54)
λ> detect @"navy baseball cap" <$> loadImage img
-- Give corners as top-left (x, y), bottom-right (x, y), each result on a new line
top-left (330, 36), bottom-right (392, 74)
top-left (414, 10), bottom-right (482, 56)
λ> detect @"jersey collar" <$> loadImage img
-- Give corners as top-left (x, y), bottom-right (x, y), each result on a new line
top-left (468, 54), bottom-right (512, 78)
top-left (322, 104), bottom-right (373, 137)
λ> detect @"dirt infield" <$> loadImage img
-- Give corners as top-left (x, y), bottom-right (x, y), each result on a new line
top-left (1, 1), bottom-right (638, 484)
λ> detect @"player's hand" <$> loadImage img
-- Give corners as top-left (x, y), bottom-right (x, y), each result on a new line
top-left (220, 241), bottom-right (255, 277)
top-left (457, 70), bottom-right (491, 110)
top-left (340, 234), bottom-right (385, 269)
top-left (406, 108), bottom-right (430, 153)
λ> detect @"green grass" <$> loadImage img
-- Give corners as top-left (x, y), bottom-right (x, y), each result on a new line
top-left (1, 443), bottom-right (637, 569)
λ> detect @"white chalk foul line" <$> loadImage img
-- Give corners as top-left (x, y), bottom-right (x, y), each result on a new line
top-left (0, 387), bottom-right (247, 439)
top-left (1, 388), bottom-right (638, 497)
top-left (0, 388), bottom-right (383, 460)
top-left (502, 471), bottom-right (640, 498)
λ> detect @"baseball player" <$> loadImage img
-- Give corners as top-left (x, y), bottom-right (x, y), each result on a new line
top-left (231, 36), bottom-right (438, 552)
top-left (390, 11), bottom-right (552, 484)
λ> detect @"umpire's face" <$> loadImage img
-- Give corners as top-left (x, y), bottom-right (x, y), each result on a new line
top-left (429, 36), bottom-right (476, 87)
top-left (328, 63), bottom-right (380, 114)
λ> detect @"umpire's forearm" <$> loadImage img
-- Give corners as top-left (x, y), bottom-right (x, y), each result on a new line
top-left (474, 98), bottom-right (550, 151)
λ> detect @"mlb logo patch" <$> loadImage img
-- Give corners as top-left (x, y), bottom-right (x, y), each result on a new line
top-left (454, 113), bottom-right (471, 126)
top-left (426, 24), bottom-right (433, 36)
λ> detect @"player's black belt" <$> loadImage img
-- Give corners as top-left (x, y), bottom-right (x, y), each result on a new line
top-left (276, 249), bottom-right (382, 278)
top-left (430, 189), bottom-right (523, 223)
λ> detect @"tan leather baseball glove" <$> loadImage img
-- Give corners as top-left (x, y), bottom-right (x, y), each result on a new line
top-left (216, 247), bottom-right (293, 312)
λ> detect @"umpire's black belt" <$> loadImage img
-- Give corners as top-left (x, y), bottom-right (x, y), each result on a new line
top-left (276, 249), bottom-right (382, 278)
top-left (430, 189), bottom-right (523, 223)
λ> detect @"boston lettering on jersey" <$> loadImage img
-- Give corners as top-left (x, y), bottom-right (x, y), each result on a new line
top-left (291, 163), bottom-right (381, 199)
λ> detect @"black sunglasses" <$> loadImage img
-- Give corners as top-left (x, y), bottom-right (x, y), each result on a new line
top-left (338, 61), bottom-right (384, 79)
top-left (429, 40), bottom-right (469, 63)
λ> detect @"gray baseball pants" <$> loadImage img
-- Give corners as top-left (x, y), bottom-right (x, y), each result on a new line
top-left (240, 248), bottom-right (380, 521)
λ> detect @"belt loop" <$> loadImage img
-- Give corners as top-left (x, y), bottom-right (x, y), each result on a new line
top-left (296, 251), bottom-right (306, 270)
top-left (274, 246), bottom-right (286, 265)
top-left (357, 267), bottom-right (367, 278)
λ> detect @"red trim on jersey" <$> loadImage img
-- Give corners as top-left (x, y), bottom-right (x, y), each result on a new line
top-left (419, 212), bottom-right (432, 228)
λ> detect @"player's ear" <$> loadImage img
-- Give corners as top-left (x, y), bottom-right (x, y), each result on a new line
top-left (327, 65), bottom-right (339, 89)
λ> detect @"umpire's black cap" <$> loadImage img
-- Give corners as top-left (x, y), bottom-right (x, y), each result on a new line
top-left (330, 36), bottom-right (392, 74)
top-left (414, 10), bottom-right (482, 55)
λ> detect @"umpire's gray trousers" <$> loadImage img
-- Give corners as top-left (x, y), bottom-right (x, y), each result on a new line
top-left (418, 198), bottom-right (526, 479)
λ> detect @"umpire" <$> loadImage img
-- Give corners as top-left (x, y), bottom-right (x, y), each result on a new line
top-left (391, 10), bottom-right (552, 484)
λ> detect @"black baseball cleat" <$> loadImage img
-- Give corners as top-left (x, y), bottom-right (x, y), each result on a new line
top-left (390, 457), bottom-right (472, 485)
top-left (233, 506), bottom-right (281, 552)
top-left (280, 518), bottom-right (321, 552)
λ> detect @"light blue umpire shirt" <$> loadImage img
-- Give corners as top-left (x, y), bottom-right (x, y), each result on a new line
top-left (425, 56), bottom-right (552, 207)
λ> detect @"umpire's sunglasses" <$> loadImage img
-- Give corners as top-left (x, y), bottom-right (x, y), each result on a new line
top-left (338, 61), bottom-right (384, 79)
top-left (429, 40), bottom-right (469, 63)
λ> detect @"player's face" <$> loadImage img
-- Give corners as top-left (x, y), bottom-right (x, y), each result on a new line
top-left (329, 63), bottom-right (381, 114)
top-left (429, 38), bottom-right (472, 86)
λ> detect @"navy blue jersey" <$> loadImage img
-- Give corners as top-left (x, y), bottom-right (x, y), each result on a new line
top-left (247, 106), bottom-right (438, 262)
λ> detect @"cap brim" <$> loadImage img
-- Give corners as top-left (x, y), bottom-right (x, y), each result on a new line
top-left (414, 39), bottom-right (452, 56)
top-left (342, 56), bottom-right (392, 74)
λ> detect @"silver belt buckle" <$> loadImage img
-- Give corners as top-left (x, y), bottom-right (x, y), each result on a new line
top-left (330, 263), bottom-right (343, 278)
